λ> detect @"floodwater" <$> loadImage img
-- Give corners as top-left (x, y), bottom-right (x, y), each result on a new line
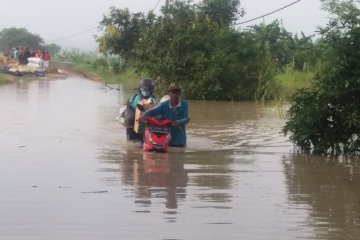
top-left (0, 77), bottom-right (359, 240)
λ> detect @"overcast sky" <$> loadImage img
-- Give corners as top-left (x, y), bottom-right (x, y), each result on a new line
top-left (0, 0), bottom-right (329, 51)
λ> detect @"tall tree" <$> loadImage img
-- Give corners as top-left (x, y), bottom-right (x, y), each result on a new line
top-left (96, 7), bottom-right (154, 60)
top-left (291, 33), bottom-right (316, 71)
top-left (284, 0), bottom-right (360, 155)
top-left (42, 43), bottom-right (62, 55)
top-left (0, 28), bottom-right (44, 54)
top-left (133, 0), bottom-right (256, 100)
top-left (197, 0), bottom-right (244, 26)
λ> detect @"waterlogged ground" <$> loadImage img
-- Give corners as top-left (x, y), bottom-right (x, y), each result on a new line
top-left (0, 77), bottom-right (359, 240)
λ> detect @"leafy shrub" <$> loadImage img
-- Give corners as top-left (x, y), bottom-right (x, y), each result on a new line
top-left (109, 58), bottom-right (121, 74)
top-left (284, 0), bottom-right (360, 155)
top-left (92, 58), bottom-right (108, 70)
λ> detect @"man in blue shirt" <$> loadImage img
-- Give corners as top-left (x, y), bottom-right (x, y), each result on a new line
top-left (143, 83), bottom-right (189, 147)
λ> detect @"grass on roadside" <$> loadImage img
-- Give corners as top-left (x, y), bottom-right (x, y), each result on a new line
top-left (274, 70), bottom-right (313, 100)
top-left (0, 72), bottom-right (17, 84)
top-left (70, 61), bottom-right (150, 91)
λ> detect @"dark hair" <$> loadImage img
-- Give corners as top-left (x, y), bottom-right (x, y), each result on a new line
top-left (168, 83), bottom-right (181, 92)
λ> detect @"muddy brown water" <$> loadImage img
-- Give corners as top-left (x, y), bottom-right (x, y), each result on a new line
top-left (0, 77), bottom-right (359, 240)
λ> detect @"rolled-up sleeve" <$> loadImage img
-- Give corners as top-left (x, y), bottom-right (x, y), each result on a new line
top-left (178, 101), bottom-right (189, 126)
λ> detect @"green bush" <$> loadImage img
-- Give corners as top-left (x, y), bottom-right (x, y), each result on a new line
top-left (109, 58), bottom-right (121, 74)
top-left (284, 0), bottom-right (360, 155)
top-left (92, 58), bottom-right (108, 70)
top-left (0, 74), bottom-right (4, 84)
top-left (275, 70), bottom-right (313, 99)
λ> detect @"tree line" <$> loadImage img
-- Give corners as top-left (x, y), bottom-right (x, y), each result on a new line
top-left (96, 0), bottom-right (360, 155)
top-left (1, 0), bottom-right (358, 155)
top-left (96, 0), bottom-right (318, 101)
top-left (0, 27), bottom-right (61, 57)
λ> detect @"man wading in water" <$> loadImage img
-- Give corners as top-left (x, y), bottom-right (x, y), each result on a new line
top-left (141, 83), bottom-right (189, 148)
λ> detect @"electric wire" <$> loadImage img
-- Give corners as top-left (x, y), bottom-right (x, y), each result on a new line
top-left (234, 0), bottom-right (302, 25)
top-left (47, 0), bottom-right (302, 43)
top-left (47, 27), bottom-right (98, 43)
top-left (47, 0), bottom-right (162, 43)
top-left (152, 0), bottom-right (162, 11)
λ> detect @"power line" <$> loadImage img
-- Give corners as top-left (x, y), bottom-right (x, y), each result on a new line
top-left (47, 0), bottom-right (163, 43)
top-left (45, 0), bottom-right (302, 43)
top-left (152, 0), bottom-right (162, 11)
top-left (234, 0), bottom-right (302, 25)
top-left (47, 27), bottom-right (98, 43)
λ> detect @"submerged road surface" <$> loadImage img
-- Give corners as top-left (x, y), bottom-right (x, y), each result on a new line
top-left (0, 77), bottom-right (359, 240)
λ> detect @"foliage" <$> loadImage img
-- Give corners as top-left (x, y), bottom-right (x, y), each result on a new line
top-left (197, 0), bottom-right (244, 26)
top-left (42, 43), bottom-right (62, 55)
top-left (96, 7), bottom-right (155, 60)
top-left (55, 49), bottom-right (90, 63)
top-left (0, 27), bottom-right (61, 57)
top-left (284, 0), bottom-right (360, 155)
top-left (96, 0), bottom-right (322, 101)
top-left (133, 0), bottom-right (258, 100)
top-left (291, 33), bottom-right (317, 71)
top-left (109, 57), bottom-right (121, 74)
top-left (92, 58), bottom-right (109, 70)
top-left (275, 69), bottom-right (313, 99)
top-left (91, 56), bottom-right (122, 74)
top-left (250, 20), bottom-right (293, 71)
top-left (0, 28), bottom-right (44, 54)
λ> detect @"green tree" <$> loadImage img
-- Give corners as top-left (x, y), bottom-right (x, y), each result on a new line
top-left (248, 21), bottom-right (295, 100)
top-left (251, 20), bottom-right (294, 71)
top-left (284, 0), bottom-right (360, 155)
top-left (95, 0), bottom-right (319, 101)
top-left (0, 27), bottom-right (44, 54)
top-left (96, 7), bottom-right (154, 60)
top-left (42, 43), bottom-right (62, 55)
top-left (197, 0), bottom-right (244, 26)
top-left (291, 33), bottom-right (316, 71)
top-left (133, 0), bottom-right (258, 100)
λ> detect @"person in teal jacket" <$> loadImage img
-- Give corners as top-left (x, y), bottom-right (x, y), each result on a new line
top-left (126, 78), bottom-right (156, 141)
top-left (143, 83), bottom-right (189, 147)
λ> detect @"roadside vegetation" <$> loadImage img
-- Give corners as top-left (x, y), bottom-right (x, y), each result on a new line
top-left (51, 49), bottom-right (145, 88)
top-left (0, 27), bottom-right (61, 57)
top-left (95, 0), bottom-right (319, 101)
top-left (94, 0), bottom-right (360, 155)
top-left (284, 0), bottom-right (360, 155)
top-left (0, 73), bottom-right (5, 84)
top-left (1, 0), bottom-right (359, 155)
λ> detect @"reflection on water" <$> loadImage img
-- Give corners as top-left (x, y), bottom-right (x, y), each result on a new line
top-left (284, 154), bottom-right (360, 240)
top-left (1, 78), bottom-right (360, 240)
top-left (135, 152), bottom-right (187, 210)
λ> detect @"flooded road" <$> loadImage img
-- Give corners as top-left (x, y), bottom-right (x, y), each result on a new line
top-left (0, 77), bottom-right (359, 240)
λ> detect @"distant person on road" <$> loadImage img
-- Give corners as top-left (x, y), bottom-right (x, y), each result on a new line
top-left (18, 47), bottom-right (28, 65)
top-left (36, 50), bottom-right (43, 59)
top-left (44, 51), bottom-right (51, 69)
top-left (13, 47), bottom-right (19, 60)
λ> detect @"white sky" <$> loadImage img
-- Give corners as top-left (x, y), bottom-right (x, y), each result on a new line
top-left (0, 0), bottom-right (329, 51)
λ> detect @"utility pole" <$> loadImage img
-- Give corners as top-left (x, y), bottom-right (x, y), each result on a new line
top-left (165, 0), bottom-right (170, 18)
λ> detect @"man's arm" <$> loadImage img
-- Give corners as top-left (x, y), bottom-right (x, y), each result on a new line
top-left (144, 101), bottom-right (164, 117)
top-left (178, 101), bottom-right (189, 126)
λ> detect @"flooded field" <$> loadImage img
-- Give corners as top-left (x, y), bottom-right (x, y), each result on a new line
top-left (0, 77), bottom-right (359, 240)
